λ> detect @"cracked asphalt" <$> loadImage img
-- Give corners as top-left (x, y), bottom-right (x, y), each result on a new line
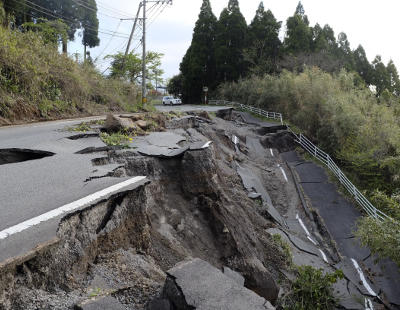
top-left (282, 151), bottom-right (400, 306)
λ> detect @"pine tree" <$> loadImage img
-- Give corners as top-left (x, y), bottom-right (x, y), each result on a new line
top-left (246, 2), bottom-right (281, 74)
top-left (386, 60), bottom-right (400, 96)
top-left (284, 1), bottom-right (312, 54)
top-left (372, 55), bottom-right (391, 96)
top-left (353, 45), bottom-right (373, 85)
top-left (179, 0), bottom-right (217, 103)
top-left (215, 0), bottom-right (248, 82)
top-left (80, 0), bottom-right (100, 60)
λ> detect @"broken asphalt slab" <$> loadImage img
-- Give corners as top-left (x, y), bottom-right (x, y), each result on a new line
top-left (281, 150), bottom-right (400, 306)
top-left (236, 163), bottom-right (287, 228)
top-left (163, 258), bottom-right (275, 310)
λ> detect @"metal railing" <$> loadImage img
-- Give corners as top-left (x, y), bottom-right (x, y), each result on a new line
top-left (209, 100), bottom-right (283, 124)
top-left (209, 99), bottom-right (389, 221)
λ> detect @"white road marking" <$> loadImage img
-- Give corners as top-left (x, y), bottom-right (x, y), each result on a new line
top-left (365, 298), bottom-right (374, 310)
top-left (277, 164), bottom-right (288, 182)
top-left (0, 176), bottom-right (147, 240)
top-left (231, 135), bottom-right (239, 145)
top-left (351, 258), bottom-right (377, 297)
top-left (319, 249), bottom-right (329, 263)
top-left (296, 214), bottom-right (318, 245)
top-left (201, 141), bottom-right (212, 149)
top-left (270, 148), bottom-right (274, 157)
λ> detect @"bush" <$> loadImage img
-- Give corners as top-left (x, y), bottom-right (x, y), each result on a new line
top-left (217, 67), bottom-right (400, 195)
top-left (280, 266), bottom-right (344, 310)
top-left (355, 217), bottom-right (400, 267)
top-left (0, 26), bottom-right (139, 124)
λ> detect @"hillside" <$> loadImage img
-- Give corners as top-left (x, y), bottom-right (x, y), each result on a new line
top-left (0, 24), bottom-right (141, 126)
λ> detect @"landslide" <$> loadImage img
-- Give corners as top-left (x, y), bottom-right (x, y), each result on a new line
top-left (0, 114), bottom-right (295, 309)
top-left (0, 25), bottom-right (142, 126)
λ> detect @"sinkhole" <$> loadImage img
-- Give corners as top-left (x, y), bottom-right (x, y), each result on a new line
top-left (0, 148), bottom-right (55, 165)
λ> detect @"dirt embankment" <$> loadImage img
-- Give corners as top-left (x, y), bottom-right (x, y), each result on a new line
top-left (0, 112), bottom-right (343, 309)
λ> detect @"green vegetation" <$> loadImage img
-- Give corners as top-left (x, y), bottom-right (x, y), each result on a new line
top-left (280, 266), bottom-right (344, 310)
top-left (0, 24), bottom-right (138, 125)
top-left (100, 132), bottom-right (132, 147)
top-left (356, 217), bottom-right (400, 267)
top-left (271, 234), bottom-right (293, 268)
top-left (174, 0), bottom-right (400, 104)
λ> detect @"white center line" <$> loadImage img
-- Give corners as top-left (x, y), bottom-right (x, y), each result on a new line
top-left (365, 298), bottom-right (374, 310)
top-left (296, 214), bottom-right (318, 245)
top-left (270, 148), bottom-right (274, 157)
top-left (278, 164), bottom-right (288, 182)
top-left (351, 258), bottom-right (377, 297)
top-left (0, 176), bottom-right (147, 240)
top-left (201, 141), bottom-right (212, 149)
top-left (319, 249), bottom-right (329, 263)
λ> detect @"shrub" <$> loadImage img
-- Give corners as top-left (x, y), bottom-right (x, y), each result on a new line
top-left (280, 266), bottom-right (344, 310)
top-left (355, 217), bottom-right (400, 268)
top-left (0, 26), bottom-right (139, 124)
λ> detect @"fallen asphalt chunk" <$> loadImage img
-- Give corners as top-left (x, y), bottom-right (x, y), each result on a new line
top-left (162, 258), bottom-right (275, 310)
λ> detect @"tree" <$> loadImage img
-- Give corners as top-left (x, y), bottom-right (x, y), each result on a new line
top-left (312, 24), bottom-right (336, 53)
top-left (246, 2), bottom-right (281, 74)
top-left (23, 18), bottom-right (68, 47)
top-left (180, 0), bottom-right (217, 103)
top-left (80, 0), bottom-right (100, 60)
top-left (107, 51), bottom-right (163, 85)
top-left (386, 60), bottom-right (400, 96)
top-left (371, 55), bottom-right (391, 96)
top-left (215, 0), bottom-right (248, 83)
top-left (284, 1), bottom-right (313, 54)
top-left (167, 74), bottom-right (183, 97)
top-left (353, 45), bottom-right (373, 85)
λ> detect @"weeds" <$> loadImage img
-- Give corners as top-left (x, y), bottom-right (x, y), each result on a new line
top-left (280, 266), bottom-right (344, 310)
top-left (68, 122), bottom-right (92, 132)
top-left (271, 234), bottom-right (293, 268)
top-left (100, 132), bottom-right (132, 147)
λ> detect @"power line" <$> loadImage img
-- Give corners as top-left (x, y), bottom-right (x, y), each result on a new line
top-left (71, 0), bottom-right (128, 20)
top-left (7, 0), bottom-right (131, 38)
top-left (95, 20), bottom-right (122, 61)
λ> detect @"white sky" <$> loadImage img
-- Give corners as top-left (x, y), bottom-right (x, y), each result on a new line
top-left (69, 0), bottom-right (400, 82)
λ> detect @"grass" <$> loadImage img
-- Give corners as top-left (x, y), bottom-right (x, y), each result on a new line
top-left (100, 132), bottom-right (132, 147)
top-left (0, 25), bottom-right (141, 125)
top-left (271, 234), bottom-right (293, 268)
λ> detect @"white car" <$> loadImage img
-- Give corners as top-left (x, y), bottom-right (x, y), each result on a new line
top-left (162, 96), bottom-right (182, 105)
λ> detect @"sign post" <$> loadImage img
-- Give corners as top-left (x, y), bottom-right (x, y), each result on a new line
top-left (203, 86), bottom-right (208, 105)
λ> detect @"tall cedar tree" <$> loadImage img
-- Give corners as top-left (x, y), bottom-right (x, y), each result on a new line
top-left (284, 1), bottom-right (312, 54)
top-left (246, 2), bottom-right (281, 74)
top-left (80, 0), bottom-right (100, 58)
top-left (215, 0), bottom-right (247, 83)
top-left (180, 0), bottom-right (217, 103)
top-left (2, 0), bottom-right (99, 53)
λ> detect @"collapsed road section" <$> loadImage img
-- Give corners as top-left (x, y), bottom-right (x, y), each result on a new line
top-left (0, 108), bottom-right (399, 309)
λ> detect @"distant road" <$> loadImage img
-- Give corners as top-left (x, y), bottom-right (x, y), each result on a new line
top-left (155, 104), bottom-right (231, 113)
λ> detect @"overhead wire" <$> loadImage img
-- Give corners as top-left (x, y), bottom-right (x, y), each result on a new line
top-left (71, 0), bottom-right (128, 20)
top-left (94, 19), bottom-right (122, 62)
top-left (6, 0), bottom-right (131, 38)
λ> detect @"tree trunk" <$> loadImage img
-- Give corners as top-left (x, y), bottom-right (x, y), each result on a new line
top-left (84, 44), bottom-right (87, 62)
top-left (62, 40), bottom-right (68, 54)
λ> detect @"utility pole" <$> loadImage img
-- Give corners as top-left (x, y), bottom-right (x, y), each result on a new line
top-left (124, 4), bottom-right (142, 57)
top-left (142, 0), bottom-right (147, 104)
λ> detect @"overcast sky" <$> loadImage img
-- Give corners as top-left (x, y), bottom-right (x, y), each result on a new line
top-left (69, 0), bottom-right (400, 82)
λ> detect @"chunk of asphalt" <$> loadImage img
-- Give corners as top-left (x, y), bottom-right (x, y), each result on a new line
top-left (248, 192), bottom-right (262, 199)
top-left (189, 141), bottom-right (213, 150)
top-left (223, 266), bottom-right (245, 286)
top-left (163, 258), bottom-right (275, 310)
top-left (75, 295), bottom-right (125, 310)
top-left (334, 257), bottom-right (373, 297)
top-left (165, 115), bottom-right (198, 129)
top-left (236, 163), bottom-right (287, 228)
top-left (137, 145), bottom-right (189, 158)
top-left (145, 132), bottom-right (186, 148)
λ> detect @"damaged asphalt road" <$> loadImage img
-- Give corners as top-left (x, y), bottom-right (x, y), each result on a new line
top-left (0, 106), bottom-right (398, 310)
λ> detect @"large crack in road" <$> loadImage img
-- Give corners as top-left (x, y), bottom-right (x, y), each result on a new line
top-left (0, 108), bottom-right (398, 309)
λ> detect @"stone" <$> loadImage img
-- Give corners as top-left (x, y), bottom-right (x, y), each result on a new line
top-left (216, 108), bottom-right (233, 121)
top-left (105, 114), bottom-right (136, 132)
top-left (136, 120), bottom-right (150, 130)
top-left (162, 258), bottom-right (276, 310)
top-left (223, 266), bottom-right (245, 286)
top-left (165, 115), bottom-right (198, 129)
